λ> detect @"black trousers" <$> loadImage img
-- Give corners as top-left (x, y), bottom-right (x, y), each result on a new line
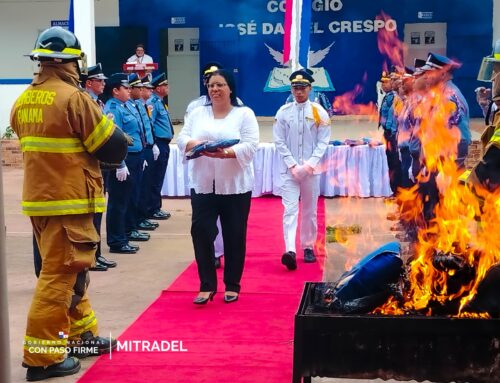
top-left (384, 130), bottom-right (402, 194)
top-left (190, 189), bottom-right (252, 293)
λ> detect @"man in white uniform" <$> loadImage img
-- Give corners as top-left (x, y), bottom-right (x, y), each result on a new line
top-left (273, 69), bottom-right (331, 270)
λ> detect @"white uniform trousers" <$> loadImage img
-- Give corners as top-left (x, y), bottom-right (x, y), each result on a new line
top-left (281, 173), bottom-right (320, 253)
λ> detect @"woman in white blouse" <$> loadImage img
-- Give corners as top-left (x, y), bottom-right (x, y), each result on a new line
top-left (177, 69), bottom-right (259, 304)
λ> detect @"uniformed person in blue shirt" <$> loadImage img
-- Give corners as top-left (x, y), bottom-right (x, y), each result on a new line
top-left (104, 73), bottom-right (149, 254)
top-left (378, 69), bottom-right (401, 194)
top-left (128, 73), bottom-right (159, 231)
top-left (147, 72), bottom-right (174, 220)
top-left (83, 63), bottom-right (118, 271)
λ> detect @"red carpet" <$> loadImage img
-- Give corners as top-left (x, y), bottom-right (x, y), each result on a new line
top-left (78, 196), bottom-right (325, 383)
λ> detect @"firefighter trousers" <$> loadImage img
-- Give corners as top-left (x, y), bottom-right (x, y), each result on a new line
top-left (24, 214), bottom-right (99, 367)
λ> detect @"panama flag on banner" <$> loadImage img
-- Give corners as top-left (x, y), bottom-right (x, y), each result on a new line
top-left (283, 0), bottom-right (312, 71)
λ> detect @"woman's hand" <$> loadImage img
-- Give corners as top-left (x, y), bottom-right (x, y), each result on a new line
top-left (185, 139), bottom-right (207, 152)
top-left (203, 148), bottom-right (233, 159)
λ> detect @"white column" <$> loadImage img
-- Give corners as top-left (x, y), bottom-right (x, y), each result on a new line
top-left (74, 0), bottom-right (96, 66)
top-left (494, 0), bottom-right (500, 43)
top-left (0, 153), bottom-right (11, 383)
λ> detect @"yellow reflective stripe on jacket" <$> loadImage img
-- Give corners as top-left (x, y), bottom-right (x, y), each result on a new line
top-left (69, 311), bottom-right (98, 337)
top-left (24, 335), bottom-right (67, 354)
top-left (20, 136), bottom-right (85, 153)
top-left (491, 129), bottom-right (500, 145)
top-left (458, 170), bottom-right (471, 184)
top-left (22, 198), bottom-right (106, 216)
top-left (84, 115), bottom-right (114, 153)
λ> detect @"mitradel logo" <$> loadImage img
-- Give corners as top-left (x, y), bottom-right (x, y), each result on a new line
top-left (115, 340), bottom-right (188, 354)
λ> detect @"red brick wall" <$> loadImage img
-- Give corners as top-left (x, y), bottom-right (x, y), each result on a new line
top-left (1, 139), bottom-right (23, 168)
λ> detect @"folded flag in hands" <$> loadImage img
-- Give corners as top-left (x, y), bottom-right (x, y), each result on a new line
top-left (186, 139), bottom-right (240, 160)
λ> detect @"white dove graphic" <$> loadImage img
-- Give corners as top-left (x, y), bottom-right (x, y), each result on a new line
top-left (265, 42), bottom-right (335, 67)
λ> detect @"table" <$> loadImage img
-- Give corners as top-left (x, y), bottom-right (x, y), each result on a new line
top-left (161, 143), bottom-right (391, 198)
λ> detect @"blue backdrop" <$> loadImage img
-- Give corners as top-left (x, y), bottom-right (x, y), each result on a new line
top-left (117, 0), bottom-right (493, 117)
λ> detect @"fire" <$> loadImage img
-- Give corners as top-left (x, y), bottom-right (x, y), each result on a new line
top-left (376, 11), bottom-right (406, 70)
top-left (332, 74), bottom-right (378, 117)
top-left (369, 14), bottom-right (500, 317)
top-left (377, 79), bottom-right (500, 317)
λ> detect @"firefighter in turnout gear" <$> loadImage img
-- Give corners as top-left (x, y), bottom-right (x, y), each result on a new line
top-left (10, 27), bottom-right (128, 381)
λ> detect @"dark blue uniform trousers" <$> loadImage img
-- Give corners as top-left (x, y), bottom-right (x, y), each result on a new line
top-left (150, 138), bottom-right (170, 215)
top-left (106, 151), bottom-right (143, 248)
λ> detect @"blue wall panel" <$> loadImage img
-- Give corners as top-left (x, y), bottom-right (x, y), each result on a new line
top-left (118, 0), bottom-right (493, 117)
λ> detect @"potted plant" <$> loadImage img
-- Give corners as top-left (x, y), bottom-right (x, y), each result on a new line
top-left (1, 126), bottom-right (22, 167)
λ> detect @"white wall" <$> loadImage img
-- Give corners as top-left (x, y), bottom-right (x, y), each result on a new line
top-left (0, 0), bottom-right (119, 135)
top-left (0, 85), bottom-right (29, 136)
top-left (0, 0), bottom-right (119, 79)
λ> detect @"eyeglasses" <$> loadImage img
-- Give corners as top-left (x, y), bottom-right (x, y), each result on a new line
top-left (207, 82), bottom-right (227, 89)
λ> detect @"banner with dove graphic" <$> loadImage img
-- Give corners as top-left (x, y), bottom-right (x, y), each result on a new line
top-left (263, 42), bottom-right (336, 92)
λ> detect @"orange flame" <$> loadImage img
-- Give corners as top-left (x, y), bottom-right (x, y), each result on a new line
top-left (376, 80), bottom-right (500, 317)
top-left (370, 21), bottom-right (499, 316)
top-left (332, 74), bottom-right (378, 117)
top-left (376, 11), bottom-right (406, 69)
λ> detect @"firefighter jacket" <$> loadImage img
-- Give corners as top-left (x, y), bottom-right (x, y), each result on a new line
top-left (468, 121), bottom-right (500, 192)
top-left (10, 62), bottom-right (115, 216)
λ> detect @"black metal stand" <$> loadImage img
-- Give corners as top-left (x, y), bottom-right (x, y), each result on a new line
top-left (292, 282), bottom-right (500, 383)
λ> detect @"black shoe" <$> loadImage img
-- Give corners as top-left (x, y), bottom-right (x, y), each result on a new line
top-left (193, 291), bottom-right (216, 305)
top-left (109, 244), bottom-right (138, 254)
top-left (96, 255), bottom-right (117, 268)
top-left (304, 248), bottom-right (317, 263)
top-left (138, 220), bottom-right (157, 231)
top-left (127, 230), bottom-right (150, 242)
top-left (89, 260), bottom-right (108, 271)
top-left (150, 210), bottom-right (171, 220)
top-left (26, 357), bottom-right (80, 381)
top-left (214, 256), bottom-right (222, 269)
top-left (68, 331), bottom-right (118, 359)
top-left (145, 219), bottom-right (159, 228)
top-left (281, 251), bottom-right (297, 270)
top-left (224, 292), bottom-right (239, 303)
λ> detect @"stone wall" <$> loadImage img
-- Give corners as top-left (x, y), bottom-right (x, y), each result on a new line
top-left (0, 139), bottom-right (22, 168)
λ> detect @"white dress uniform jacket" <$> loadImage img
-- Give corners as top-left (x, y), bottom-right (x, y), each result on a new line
top-left (273, 100), bottom-right (331, 253)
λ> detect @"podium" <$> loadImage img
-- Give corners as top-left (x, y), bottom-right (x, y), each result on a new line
top-left (122, 62), bottom-right (158, 78)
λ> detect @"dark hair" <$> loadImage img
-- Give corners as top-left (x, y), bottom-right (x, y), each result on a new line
top-left (209, 69), bottom-right (241, 107)
top-left (102, 82), bottom-right (124, 103)
top-left (136, 44), bottom-right (145, 49)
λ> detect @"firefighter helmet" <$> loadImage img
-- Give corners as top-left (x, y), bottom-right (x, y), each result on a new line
top-left (29, 27), bottom-right (84, 61)
top-left (478, 39), bottom-right (500, 82)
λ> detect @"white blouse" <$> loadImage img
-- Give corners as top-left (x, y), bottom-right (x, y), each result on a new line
top-left (177, 105), bottom-right (259, 195)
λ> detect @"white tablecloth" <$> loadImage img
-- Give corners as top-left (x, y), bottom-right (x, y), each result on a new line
top-left (162, 143), bottom-right (391, 198)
